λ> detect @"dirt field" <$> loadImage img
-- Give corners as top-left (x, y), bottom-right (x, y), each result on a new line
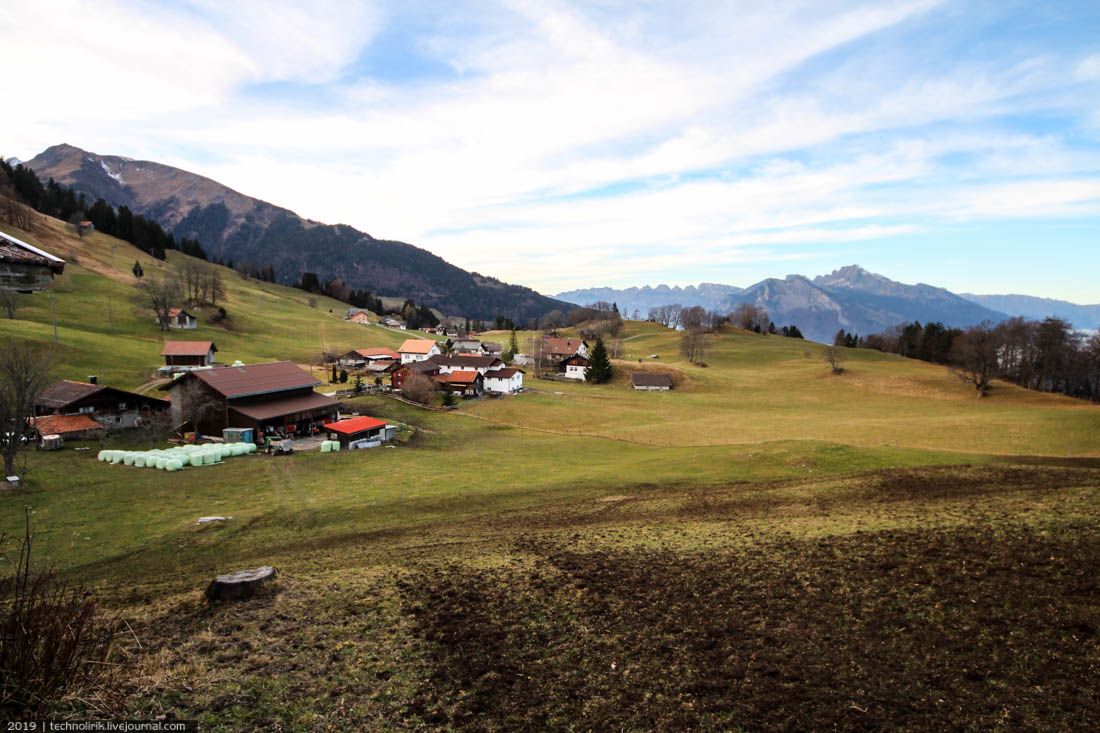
top-left (108, 464), bottom-right (1100, 731)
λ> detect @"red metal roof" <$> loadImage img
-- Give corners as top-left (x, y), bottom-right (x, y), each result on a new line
top-left (323, 415), bottom-right (388, 436)
top-left (183, 361), bottom-right (319, 398)
top-left (31, 414), bottom-right (103, 436)
top-left (438, 370), bottom-right (481, 384)
top-left (161, 340), bottom-right (216, 356)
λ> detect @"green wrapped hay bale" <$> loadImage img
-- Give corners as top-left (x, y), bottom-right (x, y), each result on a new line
top-left (203, 452), bottom-right (218, 465)
top-left (190, 454), bottom-right (204, 468)
top-left (156, 457), bottom-right (169, 470)
top-left (122, 453), bottom-right (135, 466)
top-left (320, 441), bottom-right (331, 453)
top-left (97, 450), bottom-right (107, 461)
top-left (134, 455), bottom-right (147, 468)
top-left (231, 444), bottom-right (246, 457)
top-left (166, 460), bottom-right (182, 471)
top-left (245, 443), bottom-right (257, 454)
top-left (330, 442), bottom-right (341, 452)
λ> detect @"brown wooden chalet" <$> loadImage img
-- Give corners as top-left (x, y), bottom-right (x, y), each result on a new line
top-left (167, 361), bottom-right (337, 437)
top-left (161, 340), bottom-right (218, 370)
top-left (36, 379), bottom-right (169, 429)
top-left (0, 230), bottom-right (65, 292)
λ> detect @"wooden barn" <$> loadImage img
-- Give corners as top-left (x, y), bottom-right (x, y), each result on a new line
top-left (36, 379), bottom-right (170, 429)
top-left (167, 361), bottom-right (338, 438)
top-left (161, 340), bottom-right (218, 371)
top-left (0, 230), bottom-right (65, 292)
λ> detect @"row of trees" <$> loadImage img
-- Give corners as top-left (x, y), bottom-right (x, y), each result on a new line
top-left (861, 317), bottom-right (1100, 400)
top-left (647, 302), bottom-right (803, 339)
top-left (1, 159), bottom-right (208, 262)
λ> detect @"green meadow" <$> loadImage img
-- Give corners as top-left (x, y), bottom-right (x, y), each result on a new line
top-left (2, 216), bottom-right (1099, 729)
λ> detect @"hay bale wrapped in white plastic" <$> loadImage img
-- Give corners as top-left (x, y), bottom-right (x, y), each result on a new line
top-left (111, 452), bottom-right (125, 464)
top-left (134, 455), bottom-right (147, 467)
top-left (230, 444), bottom-right (246, 457)
top-left (122, 453), bottom-right (135, 466)
top-left (220, 444), bottom-right (234, 459)
top-left (97, 450), bottom-right (107, 461)
top-left (156, 457), bottom-right (169, 470)
top-left (320, 441), bottom-right (331, 453)
top-left (245, 443), bottom-right (257, 454)
top-left (166, 459), bottom-right (182, 471)
top-left (203, 451), bottom-right (218, 465)
top-left (190, 454), bottom-right (204, 467)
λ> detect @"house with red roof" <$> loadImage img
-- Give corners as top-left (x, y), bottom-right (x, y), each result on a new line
top-left (433, 369), bottom-right (484, 397)
top-left (161, 340), bottom-right (218, 371)
top-left (166, 307), bottom-right (197, 329)
top-left (323, 415), bottom-right (395, 449)
top-left (398, 338), bottom-right (442, 364)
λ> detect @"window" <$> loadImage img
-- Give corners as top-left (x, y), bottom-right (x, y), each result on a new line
top-left (118, 402), bottom-right (127, 410)
top-left (79, 406), bottom-right (94, 414)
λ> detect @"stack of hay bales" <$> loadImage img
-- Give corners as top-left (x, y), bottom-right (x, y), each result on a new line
top-left (97, 442), bottom-right (258, 472)
top-left (320, 440), bottom-right (341, 453)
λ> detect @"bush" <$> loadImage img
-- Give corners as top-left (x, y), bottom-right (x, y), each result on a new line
top-left (0, 512), bottom-right (117, 715)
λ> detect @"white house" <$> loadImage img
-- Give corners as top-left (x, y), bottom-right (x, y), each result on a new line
top-left (166, 307), bottom-right (198, 329)
top-left (427, 354), bottom-right (503, 375)
top-left (484, 367), bottom-right (524, 394)
top-left (399, 338), bottom-right (442, 364)
top-left (562, 355), bottom-right (589, 381)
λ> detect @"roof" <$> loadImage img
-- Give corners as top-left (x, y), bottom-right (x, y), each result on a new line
top-left (30, 414), bottom-right (103, 436)
top-left (631, 372), bottom-right (674, 388)
top-left (427, 354), bottom-right (503, 369)
top-left (400, 361), bottom-right (441, 375)
top-left (482, 342), bottom-right (503, 352)
top-left (228, 391), bottom-right (336, 421)
top-left (450, 338), bottom-right (482, 347)
top-left (351, 347), bottom-right (400, 360)
top-left (0, 230), bottom-right (66, 274)
top-left (161, 340), bottom-right (216, 357)
top-left (180, 361), bottom-right (319, 399)
top-left (487, 368), bottom-right (523, 378)
top-left (363, 360), bottom-right (398, 373)
top-left (563, 355), bottom-right (590, 366)
top-left (399, 338), bottom-right (439, 354)
top-left (323, 415), bottom-right (388, 436)
top-left (437, 370), bottom-right (481, 385)
top-left (38, 380), bottom-right (103, 408)
top-left (543, 337), bottom-right (588, 356)
top-left (167, 307), bottom-right (193, 318)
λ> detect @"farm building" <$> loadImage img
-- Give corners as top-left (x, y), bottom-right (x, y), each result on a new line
top-left (382, 317), bottom-right (407, 330)
top-left (167, 361), bottom-right (337, 438)
top-left (161, 340), bottom-right (218, 371)
top-left (427, 354), bottom-right (504, 375)
top-left (0, 230), bottom-right (65, 292)
top-left (434, 370), bottom-right (484, 397)
top-left (323, 415), bottom-right (396, 449)
top-left (391, 360), bottom-right (441, 391)
top-left (30, 414), bottom-right (104, 441)
top-left (562, 355), bottom-right (590, 380)
top-left (165, 308), bottom-right (198, 329)
top-left (338, 347), bottom-right (400, 369)
top-left (482, 341), bottom-right (503, 357)
top-left (36, 379), bottom-right (170, 428)
top-left (484, 368), bottom-right (524, 394)
top-left (399, 338), bottom-right (442, 364)
top-left (631, 372), bottom-right (674, 391)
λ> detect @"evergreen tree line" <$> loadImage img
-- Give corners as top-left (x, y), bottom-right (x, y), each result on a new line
top-left (861, 317), bottom-right (1100, 401)
top-left (0, 159), bottom-right (207, 262)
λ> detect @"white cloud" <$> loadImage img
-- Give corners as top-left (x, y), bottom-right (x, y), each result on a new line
top-left (1, 0), bottom-right (1098, 296)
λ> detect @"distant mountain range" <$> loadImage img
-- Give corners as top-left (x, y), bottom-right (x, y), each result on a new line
top-left (560, 265), bottom-right (1098, 342)
top-left (959, 293), bottom-right (1100, 330)
top-left (24, 144), bottom-right (569, 322)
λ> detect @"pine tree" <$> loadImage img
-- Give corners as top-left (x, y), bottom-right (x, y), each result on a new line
top-left (504, 328), bottom-right (518, 362)
top-left (586, 337), bottom-right (613, 384)
top-left (132, 261), bottom-right (143, 278)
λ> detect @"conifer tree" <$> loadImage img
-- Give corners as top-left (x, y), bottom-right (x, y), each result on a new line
top-left (586, 337), bottom-right (613, 384)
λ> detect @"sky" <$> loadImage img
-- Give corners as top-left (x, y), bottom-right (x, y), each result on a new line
top-left (2, 0), bottom-right (1099, 302)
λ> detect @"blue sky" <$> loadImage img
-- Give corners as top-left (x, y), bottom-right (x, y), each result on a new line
top-left (2, 1), bottom-right (1099, 301)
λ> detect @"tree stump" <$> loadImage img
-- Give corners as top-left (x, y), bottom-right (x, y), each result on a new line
top-left (204, 566), bottom-right (276, 601)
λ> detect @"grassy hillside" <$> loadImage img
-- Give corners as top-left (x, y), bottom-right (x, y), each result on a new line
top-left (2, 211), bottom-right (1099, 729)
top-left (0, 215), bottom-right (423, 388)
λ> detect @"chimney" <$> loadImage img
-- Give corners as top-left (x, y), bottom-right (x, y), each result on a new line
top-left (88, 375), bottom-right (98, 385)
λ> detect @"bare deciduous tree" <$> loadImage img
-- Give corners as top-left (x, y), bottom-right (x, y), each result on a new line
top-left (176, 380), bottom-right (222, 432)
top-left (402, 371), bottom-right (438, 405)
top-left (0, 344), bottom-right (53, 476)
top-left (647, 304), bottom-right (683, 329)
top-left (731, 303), bottom-right (770, 332)
top-left (139, 274), bottom-right (182, 331)
top-left (680, 329), bottom-right (707, 364)
top-left (950, 322), bottom-right (999, 397)
top-left (824, 345), bottom-right (845, 375)
top-left (140, 408), bottom-right (175, 447)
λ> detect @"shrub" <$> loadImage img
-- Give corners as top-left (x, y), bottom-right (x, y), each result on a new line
top-left (0, 512), bottom-right (117, 715)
